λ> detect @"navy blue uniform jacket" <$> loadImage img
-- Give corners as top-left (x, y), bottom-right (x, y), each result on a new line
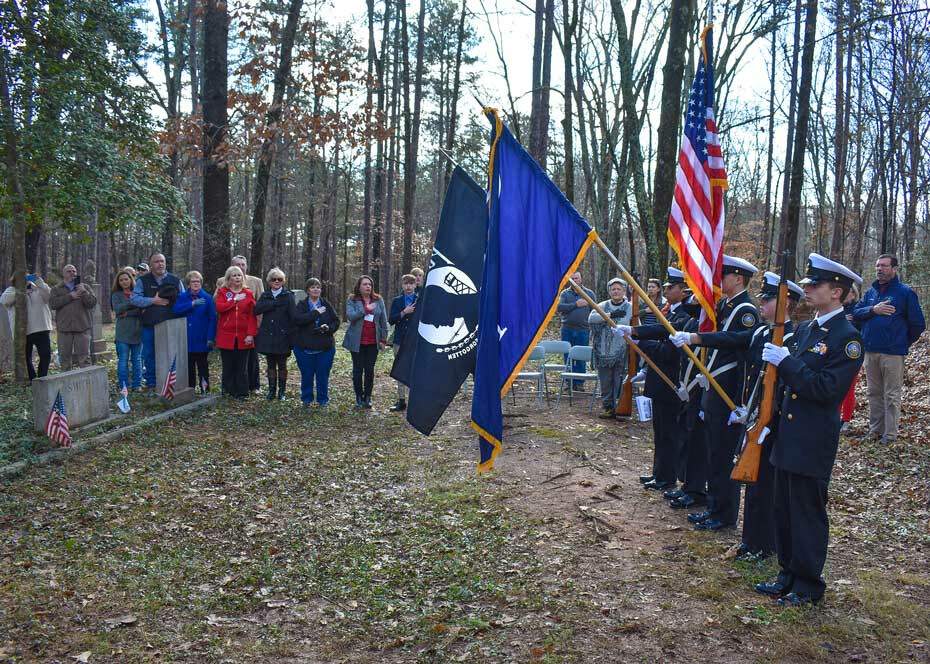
top-left (770, 314), bottom-right (864, 479)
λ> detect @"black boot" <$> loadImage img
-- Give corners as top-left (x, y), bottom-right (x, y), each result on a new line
top-left (390, 399), bottom-right (406, 412)
top-left (277, 371), bottom-right (288, 401)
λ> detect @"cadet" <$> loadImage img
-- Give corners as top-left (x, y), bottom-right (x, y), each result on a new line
top-left (756, 254), bottom-right (864, 606)
top-left (672, 271), bottom-right (803, 558)
top-left (614, 267), bottom-right (695, 491)
top-left (686, 256), bottom-right (761, 531)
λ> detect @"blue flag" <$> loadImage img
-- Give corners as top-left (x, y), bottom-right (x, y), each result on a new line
top-left (471, 110), bottom-right (594, 471)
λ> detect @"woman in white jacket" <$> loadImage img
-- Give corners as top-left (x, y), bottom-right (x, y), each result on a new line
top-left (1, 274), bottom-right (53, 379)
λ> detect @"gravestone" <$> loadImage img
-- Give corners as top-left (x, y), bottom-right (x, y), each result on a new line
top-left (155, 317), bottom-right (194, 405)
top-left (89, 283), bottom-right (112, 363)
top-left (32, 366), bottom-right (109, 433)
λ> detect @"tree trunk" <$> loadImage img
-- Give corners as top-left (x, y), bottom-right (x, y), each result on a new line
top-left (249, 0), bottom-right (304, 278)
top-left (780, 0), bottom-right (819, 281)
top-left (651, 0), bottom-right (692, 269)
top-left (442, 0), bottom-right (467, 191)
top-left (829, 0), bottom-right (849, 260)
top-left (529, 0), bottom-right (555, 168)
top-left (188, 0), bottom-right (204, 270)
top-left (401, 0), bottom-right (425, 272)
top-left (561, 0), bottom-right (578, 202)
top-left (776, 0), bottom-right (803, 260)
top-left (0, 50), bottom-right (30, 383)
top-left (202, 0), bottom-right (230, 289)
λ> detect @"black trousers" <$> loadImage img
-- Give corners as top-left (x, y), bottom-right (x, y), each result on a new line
top-left (189, 352), bottom-right (210, 391)
top-left (741, 435), bottom-right (776, 555)
top-left (774, 468), bottom-right (830, 599)
top-left (247, 347), bottom-right (260, 390)
top-left (221, 347), bottom-right (249, 397)
top-left (263, 352), bottom-right (289, 385)
top-left (681, 399), bottom-right (707, 497)
top-left (351, 344), bottom-right (378, 401)
top-left (26, 330), bottom-right (52, 380)
top-left (705, 411), bottom-right (744, 525)
top-left (651, 399), bottom-right (682, 485)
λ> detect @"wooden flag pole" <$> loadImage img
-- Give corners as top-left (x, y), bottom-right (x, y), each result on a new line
top-left (615, 284), bottom-right (638, 416)
top-left (590, 233), bottom-right (740, 413)
top-left (567, 279), bottom-right (680, 394)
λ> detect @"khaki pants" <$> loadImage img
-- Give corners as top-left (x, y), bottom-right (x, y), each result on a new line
top-left (864, 352), bottom-right (905, 441)
top-left (58, 330), bottom-right (91, 372)
top-left (393, 344), bottom-right (407, 400)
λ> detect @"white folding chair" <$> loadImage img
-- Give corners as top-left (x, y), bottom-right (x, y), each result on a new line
top-left (508, 345), bottom-right (550, 406)
top-left (539, 339), bottom-right (572, 394)
top-left (557, 345), bottom-right (600, 411)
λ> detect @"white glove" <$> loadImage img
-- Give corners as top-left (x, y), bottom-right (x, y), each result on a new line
top-left (669, 331), bottom-right (691, 347)
top-left (698, 410), bottom-right (705, 421)
top-left (758, 426), bottom-right (771, 445)
top-left (727, 407), bottom-right (748, 426)
top-left (761, 342), bottom-right (789, 366)
top-left (612, 324), bottom-right (632, 338)
top-left (626, 369), bottom-right (646, 384)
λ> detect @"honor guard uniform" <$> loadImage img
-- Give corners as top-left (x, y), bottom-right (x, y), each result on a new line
top-left (756, 254), bottom-right (864, 606)
top-left (689, 255), bottom-right (761, 531)
top-left (618, 267), bottom-right (695, 491)
top-left (673, 272), bottom-right (803, 556)
top-left (669, 295), bottom-right (707, 509)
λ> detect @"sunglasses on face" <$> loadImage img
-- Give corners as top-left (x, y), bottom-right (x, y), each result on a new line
top-left (270, 277), bottom-right (283, 282)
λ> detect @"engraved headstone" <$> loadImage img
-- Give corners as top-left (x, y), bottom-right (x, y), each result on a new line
top-left (155, 317), bottom-right (194, 404)
top-left (32, 366), bottom-right (109, 432)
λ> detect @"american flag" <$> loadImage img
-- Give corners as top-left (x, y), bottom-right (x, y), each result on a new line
top-left (667, 25), bottom-right (727, 333)
top-left (45, 390), bottom-right (72, 448)
top-left (161, 356), bottom-right (177, 400)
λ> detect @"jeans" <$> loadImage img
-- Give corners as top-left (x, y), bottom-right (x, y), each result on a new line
top-left (142, 325), bottom-right (156, 387)
top-left (115, 341), bottom-right (142, 390)
top-left (294, 347), bottom-right (335, 404)
top-left (561, 326), bottom-right (589, 387)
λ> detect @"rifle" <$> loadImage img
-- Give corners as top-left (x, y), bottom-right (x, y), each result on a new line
top-left (615, 279), bottom-right (639, 416)
top-left (731, 252), bottom-right (789, 484)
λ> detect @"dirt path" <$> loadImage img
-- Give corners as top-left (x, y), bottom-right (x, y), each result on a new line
top-left (1, 352), bottom-right (928, 663)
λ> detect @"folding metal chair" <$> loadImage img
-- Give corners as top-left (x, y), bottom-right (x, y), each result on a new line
top-left (557, 345), bottom-right (600, 411)
top-left (508, 345), bottom-right (550, 406)
top-left (539, 339), bottom-right (571, 395)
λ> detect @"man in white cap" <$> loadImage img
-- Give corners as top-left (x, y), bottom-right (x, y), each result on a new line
top-left (755, 253), bottom-right (864, 606)
top-left (671, 270), bottom-right (803, 560)
top-left (686, 255), bottom-right (761, 532)
top-left (614, 267), bottom-right (695, 492)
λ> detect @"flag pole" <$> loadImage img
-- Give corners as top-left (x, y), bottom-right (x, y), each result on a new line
top-left (566, 278), bottom-right (682, 396)
top-left (590, 232), bottom-right (740, 413)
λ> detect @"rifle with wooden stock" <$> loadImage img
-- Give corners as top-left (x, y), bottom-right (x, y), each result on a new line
top-left (730, 254), bottom-right (789, 484)
top-left (615, 279), bottom-right (639, 417)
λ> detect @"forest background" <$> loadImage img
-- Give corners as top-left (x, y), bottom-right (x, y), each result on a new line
top-left (2, 0), bottom-right (929, 381)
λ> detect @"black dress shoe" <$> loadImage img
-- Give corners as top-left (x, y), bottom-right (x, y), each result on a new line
top-left (694, 519), bottom-right (733, 531)
top-left (670, 494), bottom-right (706, 509)
top-left (755, 580), bottom-right (791, 597)
top-left (639, 474), bottom-right (655, 485)
top-left (777, 592), bottom-right (821, 607)
top-left (643, 479), bottom-right (674, 491)
top-left (687, 510), bottom-right (711, 524)
top-left (663, 488), bottom-right (685, 500)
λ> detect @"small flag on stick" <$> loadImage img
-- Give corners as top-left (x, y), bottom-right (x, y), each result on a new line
top-left (45, 390), bottom-right (72, 448)
top-left (117, 384), bottom-right (131, 413)
top-left (161, 356), bottom-right (177, 400)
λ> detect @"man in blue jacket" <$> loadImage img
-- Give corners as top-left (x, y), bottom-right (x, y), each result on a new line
top-left (853, 254), bottom-right (925, 443)
top-left (388, 274), bottom-right (418, 412)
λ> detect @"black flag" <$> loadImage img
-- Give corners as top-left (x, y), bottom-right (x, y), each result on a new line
top-left (390, 166), bottom-right (487, 434)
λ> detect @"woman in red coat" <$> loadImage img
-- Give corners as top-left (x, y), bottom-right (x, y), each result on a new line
top-left (215, 266), bottom-right (258, 400)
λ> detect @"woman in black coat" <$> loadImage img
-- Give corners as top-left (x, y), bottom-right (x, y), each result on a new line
top-left (254, 267), bottom-right (297, 400)
top-left (292, 278), bottom-right (340, 407)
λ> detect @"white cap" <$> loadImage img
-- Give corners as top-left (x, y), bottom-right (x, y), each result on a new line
top-left (799, 253), bottom-right (862, 288)
top-left (721, 255), bottom-right (759, 278)
top-left (759, 271), bottom-right (804, 300)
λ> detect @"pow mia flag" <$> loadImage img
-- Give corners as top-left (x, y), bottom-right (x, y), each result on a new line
top-left (390, 166), bottom-right (487, 435)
